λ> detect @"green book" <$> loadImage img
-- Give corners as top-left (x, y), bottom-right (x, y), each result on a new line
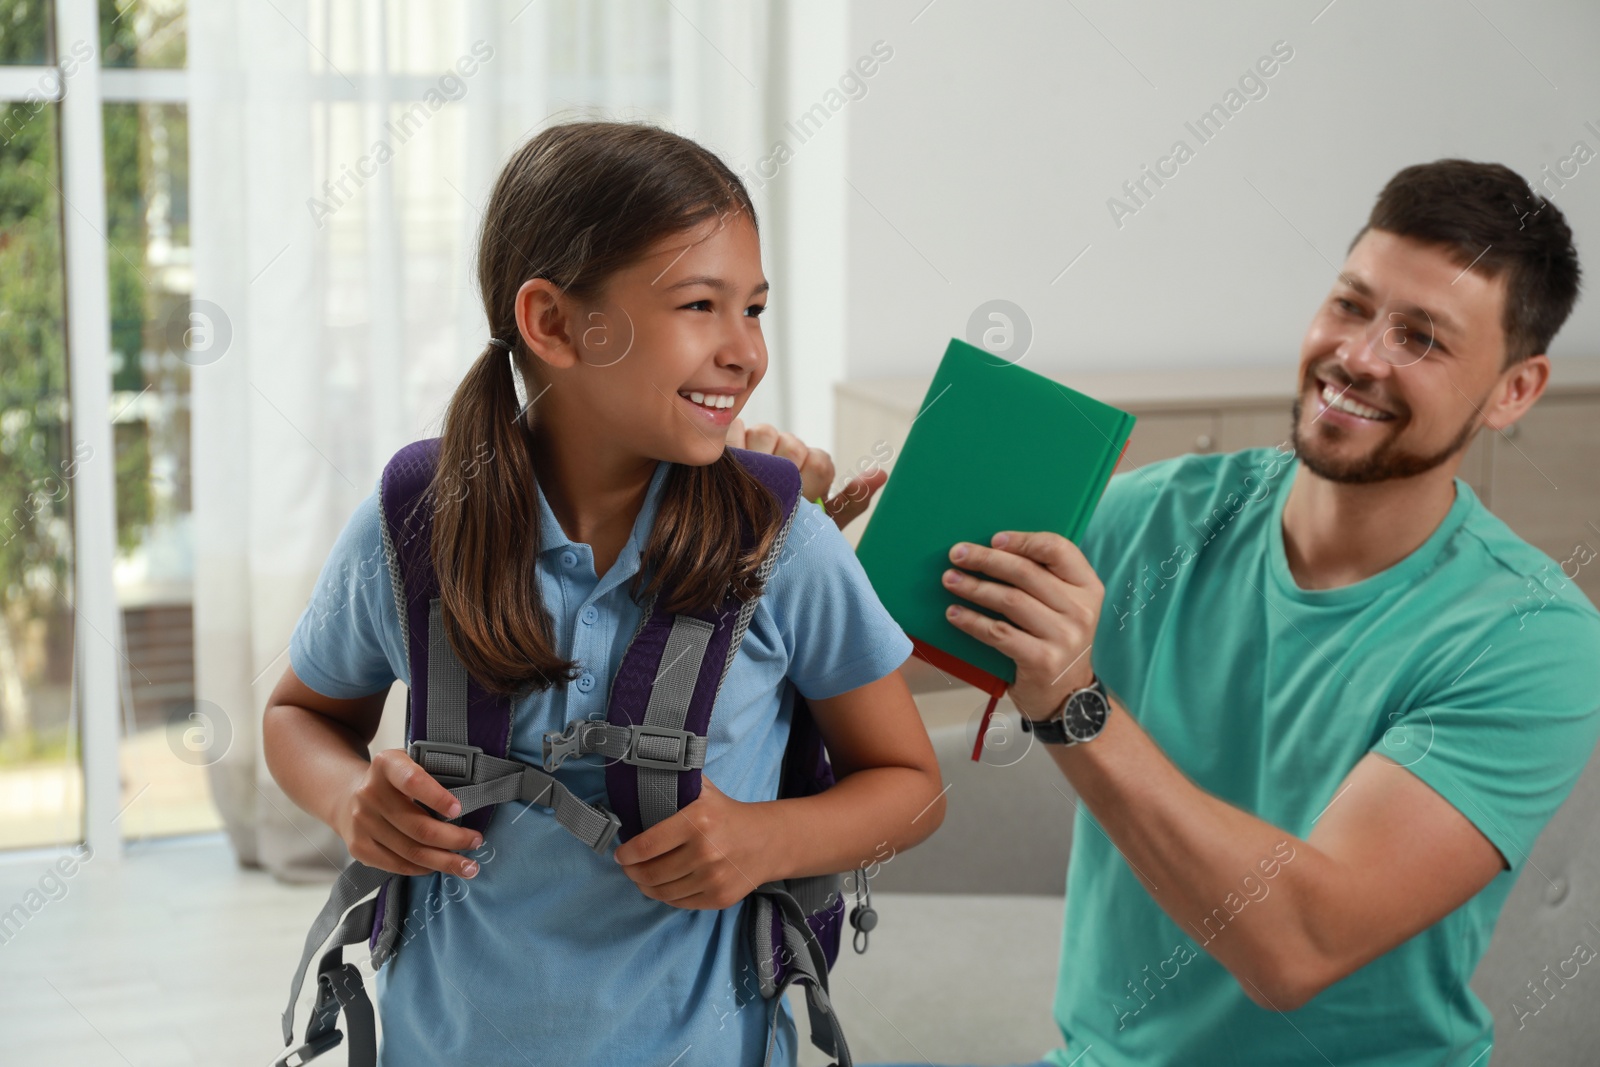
top-left (854, 338), bottom-right (1136, 756)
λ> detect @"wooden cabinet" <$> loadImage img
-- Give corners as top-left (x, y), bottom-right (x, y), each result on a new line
top-left (1215, 404), bottom-right (1295, 454)
top-left (1488, 397), bottom-right (1600, 607)
top-left (1114, 412), bottom-right (1218, 475)
top-left (834, 360), bottom-right (1600, 608)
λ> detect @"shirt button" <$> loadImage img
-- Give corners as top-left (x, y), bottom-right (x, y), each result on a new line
top-left (581, 606), bottom-right (598, 626)
top-left (560, 550), bottom-right (578, 569)
top-left (576, 672), bottom-right (595, 692)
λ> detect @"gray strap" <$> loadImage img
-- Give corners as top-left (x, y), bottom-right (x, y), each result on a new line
top-left (414, 599), bottom-right (620, 847)
top-left (317, 960), bottom-right (376, 1067)
top-left (449, 753), bottom-right (620, 852)
top-left (283, 755), bottom-right (619, 1051)
top-left (757, 932), bottom-right (853, 1067)
top-left (719, 486), bottom-right (801, 707)
top-left (754, 884), bottom-right (853, 1067)
top-left (761, 996), bottom-right (780, 1067)
top-left (786, 872), bottom-right (840, 916)
top-left (639, 614), bottom-right (716, 828)
top-left (787, 926), bottom-right (849, 1067)
top-left (281, 862), bottom-right (389, 1045)
top-left (750, 893), bottom-right (779, 997)
top-left (420, 598), bottom-right (472, 780)
top-left (330, 898), bottom-right (378, 948)
top-left (543, 719), bottom-right (708, 771)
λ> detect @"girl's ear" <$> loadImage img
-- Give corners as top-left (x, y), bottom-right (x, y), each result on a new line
top-left (514, 278), bottom-right (581, 370)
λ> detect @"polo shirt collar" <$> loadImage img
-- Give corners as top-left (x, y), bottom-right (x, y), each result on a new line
top-left (533, 459), bottom-right (674, 573)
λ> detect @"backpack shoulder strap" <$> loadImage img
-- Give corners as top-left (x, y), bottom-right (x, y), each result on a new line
top-left (379, 436), bottom-right (521, 833)
top-left (556, 448), bottom-right (803, 841)
top-left (377, 436), bottom-right (618, 842)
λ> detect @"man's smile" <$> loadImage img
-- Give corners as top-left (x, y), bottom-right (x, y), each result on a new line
top-left (1311, 375), bottom-right (1399, 426)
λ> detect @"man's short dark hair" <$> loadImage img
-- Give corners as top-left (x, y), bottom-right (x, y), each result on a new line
top-left (1348, 159), bottom-right (1581, 366)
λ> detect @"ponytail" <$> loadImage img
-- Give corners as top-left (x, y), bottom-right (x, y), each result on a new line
top-left (429, 342), bottom-right (580, 695)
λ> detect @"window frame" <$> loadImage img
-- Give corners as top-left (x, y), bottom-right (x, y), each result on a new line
top-left (0, 1), bottom-right (182, 862)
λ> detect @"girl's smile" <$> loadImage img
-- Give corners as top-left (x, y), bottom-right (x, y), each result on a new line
top-left (675, 386), bottom-right (745, 426)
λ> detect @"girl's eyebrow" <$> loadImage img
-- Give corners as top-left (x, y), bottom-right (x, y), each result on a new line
top-left (664, 274), bottom-right (770, 297)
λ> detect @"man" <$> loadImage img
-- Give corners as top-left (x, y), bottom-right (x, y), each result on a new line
top-left (739, 159), bottom-right (1600, 1065)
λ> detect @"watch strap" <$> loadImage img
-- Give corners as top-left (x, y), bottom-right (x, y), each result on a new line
top-left (1020, 713), bottom-right (1074, 745)
top-left (1020, 674), bottom-right (1109, 746)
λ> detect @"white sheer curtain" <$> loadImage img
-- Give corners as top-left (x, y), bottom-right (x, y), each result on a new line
top-left (187, 0), bottom-right (782, 880)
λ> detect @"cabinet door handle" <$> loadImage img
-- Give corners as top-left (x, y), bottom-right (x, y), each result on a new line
top-left (1195, 434), bottom-right (1213, 452)
top-left (1501, 423), bottom-right (1520, 440)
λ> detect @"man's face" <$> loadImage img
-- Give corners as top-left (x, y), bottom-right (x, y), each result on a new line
top-left (1291, 229), bottom-right (1511, 484)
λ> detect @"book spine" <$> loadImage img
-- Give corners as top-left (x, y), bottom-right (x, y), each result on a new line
top-left (1068, 412), bottom-right (1135, 540)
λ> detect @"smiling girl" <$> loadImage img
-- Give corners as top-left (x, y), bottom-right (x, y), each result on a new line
top-left (264, 121), bottom-right (944, 1066)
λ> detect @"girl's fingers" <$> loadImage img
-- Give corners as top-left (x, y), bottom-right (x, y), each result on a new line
top-left (621, 843), bottom-right (700, 889)
top-left (355, 839), bottom-right (434, 878)
top-left (370, 819), bottom-right (482, 878)
top-left (376, 749), bottom-right (462, 819)
top-left (725, 417), bottom-right (746, 447)
top-left (387, 798), bottom-right (484, 853)
top-left (636, 869), bottom-right (705, 904)
top-left (614, 808), bottom-right (693, 865)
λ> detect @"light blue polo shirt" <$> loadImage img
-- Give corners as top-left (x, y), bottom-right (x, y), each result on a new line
top-left (288, 454), bottom-right (914, 1066)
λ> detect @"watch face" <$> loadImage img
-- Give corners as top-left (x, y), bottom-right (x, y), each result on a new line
top-left (1062, 688), bottom-right (1109, 743)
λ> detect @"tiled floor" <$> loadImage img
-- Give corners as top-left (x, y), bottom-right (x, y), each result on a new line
top-left (0, 834), bottom-right (1066, 1066)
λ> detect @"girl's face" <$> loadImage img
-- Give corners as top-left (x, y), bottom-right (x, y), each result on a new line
top-left (521, 211), bottom-right (769, 470)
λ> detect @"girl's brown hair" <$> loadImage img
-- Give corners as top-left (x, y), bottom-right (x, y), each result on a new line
top-left (428, 122), bottom-right (784, 696)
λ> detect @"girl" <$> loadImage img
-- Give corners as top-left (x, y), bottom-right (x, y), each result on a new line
top-left (264, 121), bottom-right (945, 1066)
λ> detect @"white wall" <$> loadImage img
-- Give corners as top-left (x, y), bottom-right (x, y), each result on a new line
top-left (771, 0), bottom-right (850, 456)
top-left (843, 0), bottom-right (1600, 381)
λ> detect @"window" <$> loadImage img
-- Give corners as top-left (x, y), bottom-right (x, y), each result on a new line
top-left (0, 0), bottom-right (212, 852)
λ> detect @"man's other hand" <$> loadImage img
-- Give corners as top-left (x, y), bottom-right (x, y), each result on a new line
top-left (727, 418), bottom-right (887, 532)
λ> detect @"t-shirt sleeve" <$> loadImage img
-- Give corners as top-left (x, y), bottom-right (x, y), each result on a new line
top-left (765, 498), bottom-right (913, 701)
top-left (1075, 462), bottom-right (1162, 577)
top-left (287, 484), bottom-right (403, 700)
top-left (1373, 601), bottom-right (1600, 872)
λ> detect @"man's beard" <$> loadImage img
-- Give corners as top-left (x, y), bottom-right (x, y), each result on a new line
top-left (1289, 390), bottom-right (1481, 484)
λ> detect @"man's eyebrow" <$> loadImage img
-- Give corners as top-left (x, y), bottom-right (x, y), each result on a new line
top-left (1339, 273), bottom-right (1374, 298)
top-left (1402, 302), bottom-right (1461, 340)
top-left (663, 275), bottom-right (770, 297)
top-left (1335, 273), bottom-right (1462, 340)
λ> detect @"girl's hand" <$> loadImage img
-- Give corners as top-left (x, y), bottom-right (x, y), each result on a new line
top-left (334, 748), bottom-right (485, 879)
top-left (613, 776), bottom-right (772, 910)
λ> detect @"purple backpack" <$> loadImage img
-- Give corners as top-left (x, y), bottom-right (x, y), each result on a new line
top-left (277, 438), bottom-right (858, 1067)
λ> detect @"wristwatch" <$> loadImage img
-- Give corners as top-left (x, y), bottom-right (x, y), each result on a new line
top-left (1019, 674), bottom-right (1112, 746)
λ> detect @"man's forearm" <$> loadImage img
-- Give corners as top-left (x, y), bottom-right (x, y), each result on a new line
top-left (1044, 697), bottom-right (1344, 1009)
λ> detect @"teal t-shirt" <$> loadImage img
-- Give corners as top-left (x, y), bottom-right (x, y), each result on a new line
top-left (1044, 446), bottom-right (1600, 1066)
